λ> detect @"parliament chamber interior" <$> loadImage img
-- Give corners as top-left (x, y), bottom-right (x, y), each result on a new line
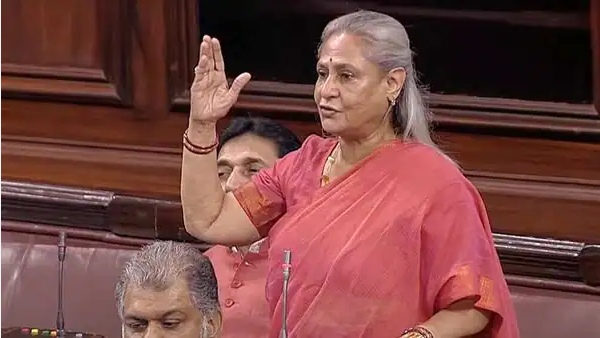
top-left (1, 0), bottom-right (600, 337)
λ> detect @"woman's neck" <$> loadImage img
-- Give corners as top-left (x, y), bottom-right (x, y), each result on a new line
top-left (338, 127), bottom-right (396, 165)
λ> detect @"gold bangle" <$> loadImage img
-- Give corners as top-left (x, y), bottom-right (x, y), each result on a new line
top-left (400, 326), bottom-right (434, 338)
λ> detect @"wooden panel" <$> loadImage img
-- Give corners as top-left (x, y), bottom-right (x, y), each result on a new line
top-left (3, 134), bottom-right (599, 242)
top-left (129, 0), bottom-right (170, 117)
top-left (165, 0), bottom-right (199, 107)
top-left (592, 0), bottom-right (600, 113)
top-left (472, 173), bottom-right (600, 240)
top-left (1, 0), bottom-right (599, 250)
top-left (1, 136), bottom-right (182, 198)
top-left (1, 0), bottom-right (133, 105)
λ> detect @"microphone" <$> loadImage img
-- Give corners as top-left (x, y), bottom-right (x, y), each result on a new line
top-left (57, 232), bottom-right (67, 338)
top-left (280, 250), bottom-right (292, 338)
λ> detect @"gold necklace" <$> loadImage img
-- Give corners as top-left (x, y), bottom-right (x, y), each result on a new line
top-left (321, 144), bottom-right (339, 186)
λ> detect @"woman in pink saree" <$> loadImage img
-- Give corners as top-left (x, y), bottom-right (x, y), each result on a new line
top-left (181, 10), bottom-right (520, 338)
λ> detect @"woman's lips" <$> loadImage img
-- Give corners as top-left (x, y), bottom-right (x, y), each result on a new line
top-left (319, 107), bottom-right (338, 117)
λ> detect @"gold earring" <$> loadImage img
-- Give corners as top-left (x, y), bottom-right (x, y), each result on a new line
top-left (388, 97), bottom-right (396, 106)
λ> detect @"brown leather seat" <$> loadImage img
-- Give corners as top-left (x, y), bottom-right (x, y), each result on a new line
top-left (510, 285), bottom-right (600, 337)
top-left (3, 222), bottom-right (600, 338)
top-left (1, 224), bottom-right (142, 338)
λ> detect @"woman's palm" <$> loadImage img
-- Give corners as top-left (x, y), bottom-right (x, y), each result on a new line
top-left (190, 36), bottom-right (251, 122)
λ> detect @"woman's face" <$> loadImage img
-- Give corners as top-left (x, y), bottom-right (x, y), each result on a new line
top-left (314, 33), bottom-right (405, 139)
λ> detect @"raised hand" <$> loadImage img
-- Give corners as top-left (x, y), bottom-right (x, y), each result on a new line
top-left (190, 35), bottom-right (251, 123)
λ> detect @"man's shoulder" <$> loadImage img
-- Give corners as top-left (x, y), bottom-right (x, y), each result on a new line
top-left (204, 244), bottom-right (230, 259)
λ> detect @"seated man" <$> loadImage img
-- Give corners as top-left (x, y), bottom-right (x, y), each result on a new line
top-left (204, 117), bottom-right (301, 337)
top-left (115, 241), bottom-right (221, 338)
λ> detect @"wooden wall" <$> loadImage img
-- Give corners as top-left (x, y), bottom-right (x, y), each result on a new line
top-left (2, 0), bottom-right (600, 243)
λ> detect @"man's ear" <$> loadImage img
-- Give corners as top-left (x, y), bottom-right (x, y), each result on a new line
top-left (386, 67), bottom-right (406, 101)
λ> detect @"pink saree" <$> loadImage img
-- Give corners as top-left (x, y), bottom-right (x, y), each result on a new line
top-left (234, 135), bottom-right (520, 338)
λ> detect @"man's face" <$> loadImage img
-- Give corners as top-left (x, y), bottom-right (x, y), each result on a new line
top-left (122, 278), bottom-right (221, 338)
top-left (217, 133), bottom-right (280, 192)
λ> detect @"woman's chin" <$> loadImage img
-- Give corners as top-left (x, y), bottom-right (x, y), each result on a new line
top-left (321, 121), bottom-right (344, 136)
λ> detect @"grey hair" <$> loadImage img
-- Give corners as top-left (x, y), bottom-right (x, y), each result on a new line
top-left (319, 10), bottom-right (452, 160)
top-left (115, 241), bottom-right (220, 319)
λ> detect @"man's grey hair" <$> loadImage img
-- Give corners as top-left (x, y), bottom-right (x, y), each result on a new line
top-left (320, 10), bottom-right (453, 162)
top-left (115, 241), bottom-right (220, 319)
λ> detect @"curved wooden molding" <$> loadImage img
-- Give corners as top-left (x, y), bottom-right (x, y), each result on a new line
top-left (581, 244), bottom-right (600, 286)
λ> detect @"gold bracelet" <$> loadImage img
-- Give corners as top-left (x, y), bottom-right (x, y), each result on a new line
top-left (400, 326), bottom-right (434, 338)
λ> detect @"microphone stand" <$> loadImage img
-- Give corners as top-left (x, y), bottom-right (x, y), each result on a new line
top-left (57, 232), bottom-right (67, 338)
top-left (280, 250), bottom-right (292, 338)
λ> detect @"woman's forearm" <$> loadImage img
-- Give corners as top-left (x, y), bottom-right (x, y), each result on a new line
top-left (416, 300), bottom-right (491, 338)
top-left (180, 121), bottom-right (225, 238)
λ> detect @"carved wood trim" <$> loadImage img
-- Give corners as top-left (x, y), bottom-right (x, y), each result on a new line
top-left (0, 1), bottom-right (133, 106)
top-left (581, 244), bottom-right (600, 286)
top-left (1, 65), bottom-right (123, 105)
top-left (2, 179), bottom-right (599, 289)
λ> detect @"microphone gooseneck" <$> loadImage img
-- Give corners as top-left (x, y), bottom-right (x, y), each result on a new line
top-left (280, 250), bottom-right (292, 338)
top-left (57, 232), bottom-right (67, 338)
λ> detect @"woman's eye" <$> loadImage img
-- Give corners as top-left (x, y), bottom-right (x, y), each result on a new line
top-left (340, 73), bottom-right (353, 80)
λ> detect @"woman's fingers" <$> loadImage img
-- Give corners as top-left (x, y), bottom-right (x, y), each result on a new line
top-left (226, 72), bottom-right (252, 102)
top-left (196, 35), bottom-right (215, 72)
top-left (203, 36), bottom-right (215, 70)
top-left (212, 38), bottom-right (225, 72)
top-left (194, 55), bottom-right (209, 78)
top-left (195, 41), bottom-right (210, 75)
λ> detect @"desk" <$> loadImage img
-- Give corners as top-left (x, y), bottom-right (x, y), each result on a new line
top-left (1, 328), bottom-right (104, 338)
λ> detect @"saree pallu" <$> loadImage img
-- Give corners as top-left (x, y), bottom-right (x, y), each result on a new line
top-left (234, 135), bottom-right (520, 338)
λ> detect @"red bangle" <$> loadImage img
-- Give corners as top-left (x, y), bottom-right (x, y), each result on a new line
top-left (183, 129), bottom-right (219, 155)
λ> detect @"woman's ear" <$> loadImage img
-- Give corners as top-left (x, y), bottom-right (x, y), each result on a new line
top-left (386, 67), bottom-right (406, 100)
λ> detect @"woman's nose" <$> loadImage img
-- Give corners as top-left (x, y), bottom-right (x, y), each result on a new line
top-left (319, 75), bottom-right (339, 99)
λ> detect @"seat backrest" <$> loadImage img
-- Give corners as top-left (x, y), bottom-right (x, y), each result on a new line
top-left (3, 226), bottom-right (600, 338)
top-left (510, 285), bottom-right (600, 337)
top-left (1, 229), bottom-right (138, 338)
